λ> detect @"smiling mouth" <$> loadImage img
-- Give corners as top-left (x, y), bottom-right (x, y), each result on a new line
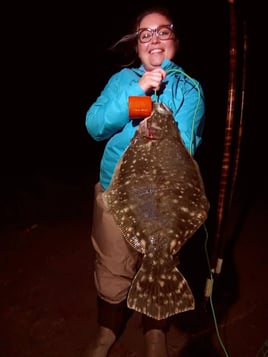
top-left (150, 49), bottom-right (163, 54)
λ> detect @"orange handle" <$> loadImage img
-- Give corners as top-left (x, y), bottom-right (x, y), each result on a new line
top-left (128, 96), bottom-right (153, 119)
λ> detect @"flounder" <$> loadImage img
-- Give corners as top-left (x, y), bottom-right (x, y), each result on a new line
top-left (102, 102), bottom-right (210, 320)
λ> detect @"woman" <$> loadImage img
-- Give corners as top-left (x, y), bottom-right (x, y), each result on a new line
top-left (84, 6), bottom-right (205, 357)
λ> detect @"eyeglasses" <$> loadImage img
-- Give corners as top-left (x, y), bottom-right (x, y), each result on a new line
top-left (136, 24), bottom-right (174, 43)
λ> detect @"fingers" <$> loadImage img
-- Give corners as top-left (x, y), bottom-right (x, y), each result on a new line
top-left (139, 68), bottom-right (166, 93)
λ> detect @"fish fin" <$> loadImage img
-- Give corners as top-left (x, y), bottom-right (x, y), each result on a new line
top-left (127, 257), bottom-right (195, 320)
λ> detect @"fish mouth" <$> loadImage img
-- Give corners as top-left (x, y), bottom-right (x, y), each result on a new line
top-left (138, 120), bottom-right (163, 140)
top-left (143, 130), bottom-right (162, 140)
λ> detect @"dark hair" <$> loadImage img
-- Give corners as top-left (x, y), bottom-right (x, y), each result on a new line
top-left (108, 6), bottom-right (177, 68)
top-left (134, 6), bottom-right (174, 32)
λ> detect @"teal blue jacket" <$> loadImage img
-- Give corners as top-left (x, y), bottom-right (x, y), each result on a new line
top-left (85, 59), bottom-right (205, 190)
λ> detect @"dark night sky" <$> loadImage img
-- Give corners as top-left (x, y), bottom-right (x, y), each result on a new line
top-left (2, 0), bottom-right (266, 202)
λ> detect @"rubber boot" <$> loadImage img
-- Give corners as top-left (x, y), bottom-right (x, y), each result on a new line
top-left (142, 315), bottom-right (169, 357)
top-left (144, 329), bottom-right (169, 357)
top-left (81, 297), bottom-right (132, 357)
top-left (81, 326), bottom-right (116, 357)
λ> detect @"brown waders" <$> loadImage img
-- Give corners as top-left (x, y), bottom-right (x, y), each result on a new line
top-left (83, 183), bottom-right (170, 356)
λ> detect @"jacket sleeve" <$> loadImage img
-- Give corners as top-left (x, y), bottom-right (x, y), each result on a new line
top-left (173, 78), bottom-right (205, 156)
top-left (85, 69), bottom-right (145, 141)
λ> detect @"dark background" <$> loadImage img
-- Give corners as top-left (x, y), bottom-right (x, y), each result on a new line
top-left (1, 2), bottom-right (267, 356)
top-left (1, 0), bottom-right (266, 226)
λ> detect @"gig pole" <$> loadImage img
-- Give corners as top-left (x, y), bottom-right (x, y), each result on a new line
top-left (204, 0), bottom-right (239, 301)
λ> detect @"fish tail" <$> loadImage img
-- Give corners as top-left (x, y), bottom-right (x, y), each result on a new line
top-left (127, 257), bottom-right (195, 320)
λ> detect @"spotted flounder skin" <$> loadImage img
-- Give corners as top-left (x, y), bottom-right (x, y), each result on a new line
top-left (103, 102), bottom-right (210, 320)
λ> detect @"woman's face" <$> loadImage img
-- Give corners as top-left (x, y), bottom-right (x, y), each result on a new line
top-left (136, 13), bottom-right (178, 71)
